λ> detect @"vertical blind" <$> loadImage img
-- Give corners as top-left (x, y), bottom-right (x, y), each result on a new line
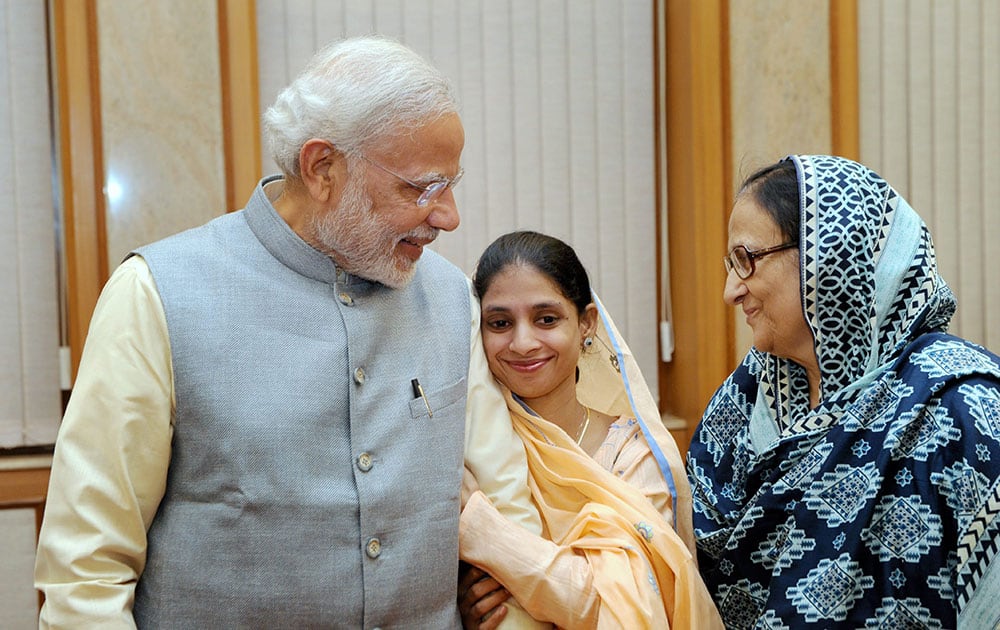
top-left (256, 0), bottom-right (660, 391)
top-left (0, 1), bottom-right (61, 447)
top-left (858, 0), bottom-right (999, 350)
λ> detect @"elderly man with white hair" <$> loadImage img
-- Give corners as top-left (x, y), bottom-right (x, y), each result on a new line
top-left (35, 36), bottom-right (531, 629)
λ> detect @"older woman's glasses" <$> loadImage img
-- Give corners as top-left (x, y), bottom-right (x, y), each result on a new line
top-left (361, 154), bottom-right (464, 208)
top-left (723, 242), bottom-right (797, 279)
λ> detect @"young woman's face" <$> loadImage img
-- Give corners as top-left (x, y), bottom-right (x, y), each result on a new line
top-left (723, 195), bottom-right (814, 366)
top-left (479, 264), bottom-right (594, 407)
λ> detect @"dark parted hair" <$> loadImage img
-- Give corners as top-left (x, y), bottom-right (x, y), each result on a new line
top-left (473, 230), bottom-right (592, 314)
top-left (738, 159), bottom-right (800, 243)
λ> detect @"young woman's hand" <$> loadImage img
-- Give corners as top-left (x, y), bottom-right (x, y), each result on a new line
top-left (458, 562), bottom-right (510, 629)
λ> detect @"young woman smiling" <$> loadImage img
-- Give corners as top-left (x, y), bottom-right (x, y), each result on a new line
top-left (459, 231), bottom-right (721, 630)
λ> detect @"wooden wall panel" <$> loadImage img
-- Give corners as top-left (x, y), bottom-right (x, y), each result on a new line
top-left (218, 0), bottom-right (262, 212)
top-left (51, 0), bottom-right (107, 382)
top-left (658, 0), bottom-right (731, 448)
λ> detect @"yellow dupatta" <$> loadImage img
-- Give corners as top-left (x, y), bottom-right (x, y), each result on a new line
top-left (504, 294), bottom-right (721, 629)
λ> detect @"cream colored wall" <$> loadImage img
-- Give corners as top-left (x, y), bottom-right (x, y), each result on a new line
top-left (727, 0), bottom-right (833, 364)
top-left (727, 1), bottom-right (1000, 361)
top-left (0, 2), bottom-right (229, 623)
top-left (98, 0), bottom-right (226, 267)
top-left (0, 509), bottom-right (38, 630)
top-left (857, 0), bottom-right (999, 350)
top-left (0, 0), bottom-right (61, 448)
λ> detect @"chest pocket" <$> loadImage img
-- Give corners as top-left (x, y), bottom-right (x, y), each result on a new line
top-left (408, 377), bottom-right (467, 419)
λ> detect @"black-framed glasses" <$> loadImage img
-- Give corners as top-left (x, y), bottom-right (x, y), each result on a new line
top-left (723, 242), bottom-right (797, 279)
top-left (360, 154), bottom-right (464, 208)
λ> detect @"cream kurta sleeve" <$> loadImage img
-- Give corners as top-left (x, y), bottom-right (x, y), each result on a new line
top-left (460, 490), bottom-right (600, 629)
top-left (35, 255), bottom-right (174, 630)
top-left (460, 419), bottom-right (672, 630)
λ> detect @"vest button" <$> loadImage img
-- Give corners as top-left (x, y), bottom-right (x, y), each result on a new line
top-left (357, 452), bottom-right (373, 472)
top-left (365, 537), bottom-right (381, 558)
top-left (338, 292), bottom-right (354, 306)
top-left (354, 367), bottom-right (366, 384)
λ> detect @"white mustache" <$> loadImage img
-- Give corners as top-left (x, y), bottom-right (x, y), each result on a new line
top-left (404, 227), bottom-right (439, 243)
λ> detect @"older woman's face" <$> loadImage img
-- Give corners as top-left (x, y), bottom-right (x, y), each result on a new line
top-left (724, 196), bottom-right (814, 366)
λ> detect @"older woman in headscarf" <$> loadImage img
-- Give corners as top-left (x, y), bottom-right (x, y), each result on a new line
top-left (687, 154), bottom-right (1000, 628)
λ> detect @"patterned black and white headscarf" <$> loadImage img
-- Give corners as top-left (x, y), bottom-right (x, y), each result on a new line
top-left (688, 155), bottom-right (1000, 627)
top-left (798, 154), bottom-right (955, 403)
top-left (758, 154), bottom-right (958, 431)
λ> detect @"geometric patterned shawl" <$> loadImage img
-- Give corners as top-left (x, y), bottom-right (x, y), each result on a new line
top-left (687, 155), bottom-right (1000, 628)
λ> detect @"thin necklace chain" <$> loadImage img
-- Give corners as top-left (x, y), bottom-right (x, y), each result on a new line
top-left (575, 406), bottom-right (592, 445)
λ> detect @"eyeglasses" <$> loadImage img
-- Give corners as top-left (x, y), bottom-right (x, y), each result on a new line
top-left (723, 242), bottom-right (797, 279)
top-left (360, 154), bottom-right (464, 208)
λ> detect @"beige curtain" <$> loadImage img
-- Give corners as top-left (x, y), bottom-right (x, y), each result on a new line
top-left (0, 508), bottom-right (39, 628)
top-left (255, 0), bottom-right (660, 391)
top-left (0, 0), bottom-right (61, 447)
top-left (858, 0), bottom-right (1000, 350)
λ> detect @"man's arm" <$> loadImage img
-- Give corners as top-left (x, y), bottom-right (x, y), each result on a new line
top-left (35, 256), bottom-right (174, 629)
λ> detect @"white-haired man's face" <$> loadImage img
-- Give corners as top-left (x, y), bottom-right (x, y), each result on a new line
top-left (308, 113), bottom-right (464, 288)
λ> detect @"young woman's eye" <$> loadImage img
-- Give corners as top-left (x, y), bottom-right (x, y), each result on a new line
top-left (538, 315), bottom-right (560, 326)
top-left (486, 319), bottom-right (510, 331)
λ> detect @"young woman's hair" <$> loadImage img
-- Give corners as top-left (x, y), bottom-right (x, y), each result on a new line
top-left (738, 159), bottom-right (800, 243)
top-left (473, 230), bottom-right (592, 314)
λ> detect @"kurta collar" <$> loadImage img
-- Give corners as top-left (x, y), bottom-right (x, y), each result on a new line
top-left (243, 175), bottom-right (374, 288)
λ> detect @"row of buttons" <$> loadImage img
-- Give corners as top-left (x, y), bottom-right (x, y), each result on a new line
top-left (341, 292), bottom-right (382, 569)
top-left (358, 450), bottom-right (379, 559)
top-left (340, 288), bottom-right (385, 630)
top-left (343, 290), bottom-right (365, 389)
top-left (342, 285), bottom-right (364, 386)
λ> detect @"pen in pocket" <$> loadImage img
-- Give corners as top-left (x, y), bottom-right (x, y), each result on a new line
top-left (411, 378), bottom-right (433, 417)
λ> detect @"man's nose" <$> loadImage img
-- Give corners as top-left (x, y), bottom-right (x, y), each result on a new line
top-left (426, 190), bottom-right (460, 232)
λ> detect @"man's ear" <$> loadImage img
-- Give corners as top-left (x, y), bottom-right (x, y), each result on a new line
top-left (298, 139), bottom-right (348, 203)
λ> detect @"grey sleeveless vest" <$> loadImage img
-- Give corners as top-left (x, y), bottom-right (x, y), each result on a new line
top-left (132, 178), bottom-right (469, 629)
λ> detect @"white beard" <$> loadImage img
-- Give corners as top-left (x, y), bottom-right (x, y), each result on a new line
top-left (308, 172), bottom-right (436, 289)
